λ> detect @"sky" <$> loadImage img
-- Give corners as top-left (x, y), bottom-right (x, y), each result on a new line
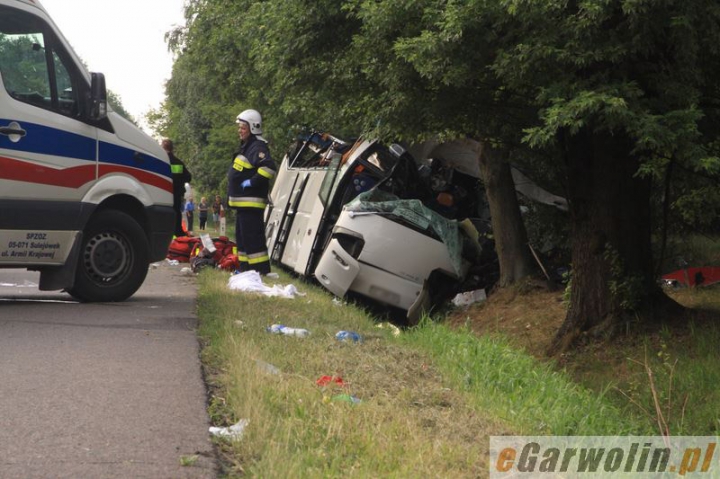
top-left (40, 0), bottom-right (186, 133)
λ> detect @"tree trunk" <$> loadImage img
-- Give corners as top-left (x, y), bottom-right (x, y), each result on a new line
top-left (478, 144), bottom-right (534, 287)
top-left (548, 129), bottom-right (682, 355)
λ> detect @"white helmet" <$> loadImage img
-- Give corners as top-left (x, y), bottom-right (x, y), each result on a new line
top-left (236, 109), bottom-right (262, 135)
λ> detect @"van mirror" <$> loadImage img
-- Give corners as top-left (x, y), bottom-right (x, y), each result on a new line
top-left (88, 72), bottom-right (108, 121)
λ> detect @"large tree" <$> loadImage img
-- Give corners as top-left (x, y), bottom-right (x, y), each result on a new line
top-left (487, 0), bottom-right (720, 351)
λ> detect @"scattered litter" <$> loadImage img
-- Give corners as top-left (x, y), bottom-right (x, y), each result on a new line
top-left (209, 419), bottom-right (249, 439)
top-left (255, 359), bottom-right (281, 375)
top-left (316, 375), bottom-right (346, 388)
top-left (335, 330), bottom-right (362, 343)
top-left (451, 288), bottom-right (487, 307)
top-left (228, 270), bottom-right (305, 298)
top-left (332, 394), bottom-right (361, 405)
top-left (150, 263), bottom-right (160, 269)
top-left (375, 322), bottom-right (401, 336)
top-left (267, 324), bottom-right (310, 338)
top-left (265, 272), bottom-right (279, 279)
top-left (180, 267), bottom-right (194, 276)
top-left (233, 320), bottom-right (245, 329)
top-left (166, 259), bottom-right (180, 266)
top-left (332, 297), bottom-right (345, 307)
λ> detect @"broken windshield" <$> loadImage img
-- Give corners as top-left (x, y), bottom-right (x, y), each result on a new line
top-left (344, 189), bottom-right (463, 276)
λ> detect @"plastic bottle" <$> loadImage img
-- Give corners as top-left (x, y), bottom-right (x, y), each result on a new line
top-left (335, 330), bottom-right (362, 343)
top-left (267, 324), bottom-right (310, 338)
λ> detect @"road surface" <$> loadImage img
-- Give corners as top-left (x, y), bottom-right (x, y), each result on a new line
top-left (0, 261), bottom-right (216, 478)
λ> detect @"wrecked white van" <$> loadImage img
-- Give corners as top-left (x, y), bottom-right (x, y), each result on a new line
top-left (265, 132), bottom-right (490, 321)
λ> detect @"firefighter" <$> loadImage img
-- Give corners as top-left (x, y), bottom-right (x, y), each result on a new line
top-left (162, 138), bottom-right (192, 237)
top-left (227, 109), bottom-right (276, 274)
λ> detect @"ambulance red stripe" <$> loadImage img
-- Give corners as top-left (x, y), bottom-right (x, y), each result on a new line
top-left (0, 155), bottom-right (172, 193)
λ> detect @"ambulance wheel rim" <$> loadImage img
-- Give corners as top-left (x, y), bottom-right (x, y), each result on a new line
top-left (82, 231), bottom-right (131, 282)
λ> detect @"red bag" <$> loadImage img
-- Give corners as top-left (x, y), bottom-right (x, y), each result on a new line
top-left (210, 236), bottom-right (236, 263)
top-left (167, 236), bottom-right (201, 262)
top-left (217, 254), bottom-right (240, 272)
top-left (189, 236), bottom-right (236, 264)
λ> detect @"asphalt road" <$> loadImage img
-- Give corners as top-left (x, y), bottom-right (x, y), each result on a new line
top-left (0, 261), bottom-right (217, 478)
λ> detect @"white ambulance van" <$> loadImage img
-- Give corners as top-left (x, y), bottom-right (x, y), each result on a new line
top-left (0, 0), bottom-right (175, 301)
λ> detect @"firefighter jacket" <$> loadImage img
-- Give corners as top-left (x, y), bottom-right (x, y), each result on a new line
top-left (227, 135), bottom-right (277, 209)
top-left (169, 152), bottom-right (192, 204)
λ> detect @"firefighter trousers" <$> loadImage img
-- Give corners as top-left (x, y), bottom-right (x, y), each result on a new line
top-left (234, 208), bottom-right (271, 275)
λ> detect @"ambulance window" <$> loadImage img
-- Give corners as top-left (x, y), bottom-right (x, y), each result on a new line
top-left (0, 7), bottom-right (84, 119)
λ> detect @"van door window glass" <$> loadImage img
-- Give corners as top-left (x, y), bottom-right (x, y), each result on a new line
top-left (0, 7), bottom-right (82, 118)
top-left (318, 153), bottom-right (342, 206)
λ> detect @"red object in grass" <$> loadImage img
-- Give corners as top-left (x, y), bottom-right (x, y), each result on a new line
top-left (316, 375), bottom-right (346, 388)
top-left (662, 267), bottom-right (720, 287)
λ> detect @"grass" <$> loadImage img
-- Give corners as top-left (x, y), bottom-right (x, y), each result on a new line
top-left (195, 268), bottom-right (649, 478)
top-left (574, 287), bottom-right (720, 436)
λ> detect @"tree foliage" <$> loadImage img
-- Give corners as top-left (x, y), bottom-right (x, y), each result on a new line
top-left (160, 0), bottom-right (720, 349)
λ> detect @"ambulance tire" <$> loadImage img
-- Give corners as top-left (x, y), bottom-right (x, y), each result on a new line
top-left (67, 210), bottom-right (149, 302)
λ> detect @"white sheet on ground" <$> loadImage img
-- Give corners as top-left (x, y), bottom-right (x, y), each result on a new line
top-left (227, 270), bottom-right (305, 298)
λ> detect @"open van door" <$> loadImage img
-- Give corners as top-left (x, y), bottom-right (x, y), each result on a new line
top-left (314, 235), bottom-right (361, 297)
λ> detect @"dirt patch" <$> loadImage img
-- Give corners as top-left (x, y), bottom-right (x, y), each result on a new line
top-left (446, 280), bottom-right (720, 374)
top-left (447, 279), bottom-right (567, 359)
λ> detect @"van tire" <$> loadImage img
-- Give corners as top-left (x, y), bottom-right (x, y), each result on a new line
top-left (67, 210), bottom-right (149, 302)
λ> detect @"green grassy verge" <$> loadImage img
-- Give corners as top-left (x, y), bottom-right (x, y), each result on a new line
top-left (196, 268), bottom-right (644, 478)
top-left (572, 286), bottom-right (720, 436)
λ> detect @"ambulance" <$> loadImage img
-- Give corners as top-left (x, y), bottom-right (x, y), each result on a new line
top-left (0, 0), bottom-right (175, 301)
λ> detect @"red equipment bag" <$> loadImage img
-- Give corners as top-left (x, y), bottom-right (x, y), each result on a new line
top-left (166, 236), bottom-right (201, 263)
top-left (217, 254), bottom-right (240, 272)
top-left (189, 235), bottom-right (237, 263)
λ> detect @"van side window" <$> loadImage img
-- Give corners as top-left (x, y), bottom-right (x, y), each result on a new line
top-left (0, 7), bottom-right (84, 119)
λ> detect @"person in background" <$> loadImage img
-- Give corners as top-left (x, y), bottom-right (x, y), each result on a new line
top-left (227, 109), bottom-right (276, 275)
top-left (162, 139), bottom-right (192, 237)
top-left (198, 196), bottom-right (209, 231)
top-left (184, 197), bottom-right (195, 234)
top-left (211, 195), bottom-right (222, 230)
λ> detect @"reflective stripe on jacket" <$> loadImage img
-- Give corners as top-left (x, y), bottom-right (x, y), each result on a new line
top-left (227, 135), bottom-right (276, 209)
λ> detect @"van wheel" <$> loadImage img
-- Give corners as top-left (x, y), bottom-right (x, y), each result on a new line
top-left (67, 210), bottom-right (149, 302)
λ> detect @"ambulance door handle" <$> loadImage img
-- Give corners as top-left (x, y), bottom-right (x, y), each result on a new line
top-left (0, 125), bottom-right (26, 137)
top-left (133, 152), bottom-right (145, 164)
top-left (0, 122), bottom-right (27, 143)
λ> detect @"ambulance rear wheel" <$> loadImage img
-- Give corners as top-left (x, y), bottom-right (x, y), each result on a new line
top-left (67, 210), bottom-right (149, 302)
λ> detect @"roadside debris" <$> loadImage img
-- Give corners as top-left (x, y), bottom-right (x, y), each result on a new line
top-left (335, 330), bottom-right (363, 343)
top-left (0, 280), bottom-right (39, 288)
top-left (209, 419), bottom-right (250, 440)
top-left (375, 322), bottom-right (401, 336)
top-left (267, 324), bottom-right (310, 338)
top-left (451, 288), bottom-right (487, 307)
top-left (316, 375), bottom-right (346, 388)
top-left (255, 359), bottom-right (281, 375)
top-left (332, 394), bottom-right (362, 405)
top-left (228, 270), bottom-right (304, 298)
